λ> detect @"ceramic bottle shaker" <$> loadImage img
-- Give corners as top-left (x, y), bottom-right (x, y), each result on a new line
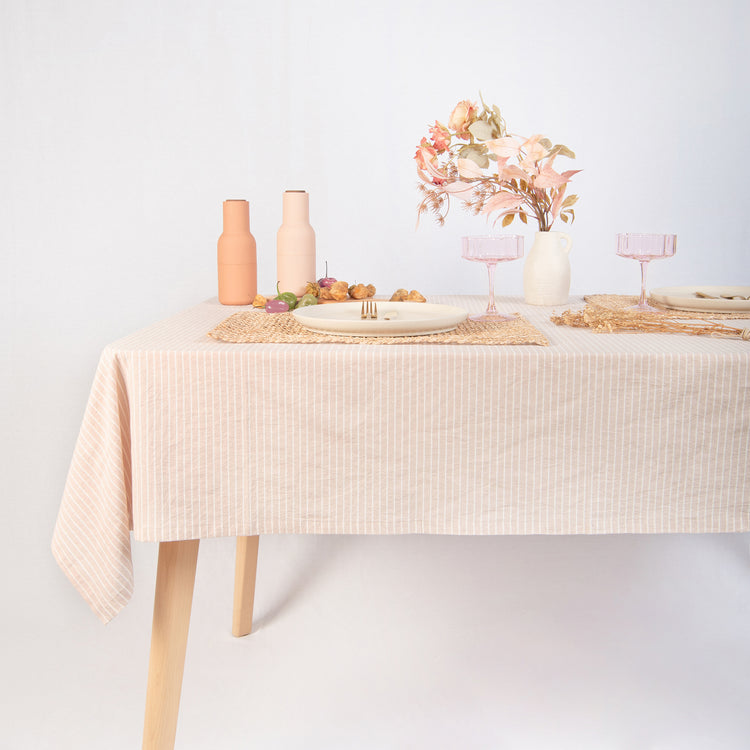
top-left (217, 199), bottom-right (257, 305)
top-left (276, 190), bottom-right (316, 297)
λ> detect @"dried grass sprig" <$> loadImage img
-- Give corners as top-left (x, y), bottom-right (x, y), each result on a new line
top-left (551, 306), bottom-right (750, 341)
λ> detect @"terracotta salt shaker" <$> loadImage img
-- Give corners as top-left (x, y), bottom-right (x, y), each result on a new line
top-left (217, 199), bottom-right (257, 305)
top-left (276, 190), bottom-right (316, 297)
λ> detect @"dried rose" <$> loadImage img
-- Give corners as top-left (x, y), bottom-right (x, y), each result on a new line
top-left (448, 99), bottom-right (478, 138)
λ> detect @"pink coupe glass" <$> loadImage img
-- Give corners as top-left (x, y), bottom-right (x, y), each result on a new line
top-left (615, 233), bottom-right (677, 312)
top-left (462, 235), bottom-right (524, 321)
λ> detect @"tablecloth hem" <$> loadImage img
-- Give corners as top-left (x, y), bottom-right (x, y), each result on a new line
top-left (130, 522), bottom-right (750, 542)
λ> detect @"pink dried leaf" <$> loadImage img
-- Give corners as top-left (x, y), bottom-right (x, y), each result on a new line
top-left (480, 192), bottom-right (525, 215)
top-left (416, 166), bottom-right (442, 186)
top-left (484, 136), bottom-right (522, 158)
top-left (500, 164), bottom-right (530, 183)
top-left (560, 169), bottom-right (581, 182)
top-left (442, 180), bottom-right (476, 198)
top-left (417, 147), bottom-right (448, 183)
top-left (457, 158), bottom-right (485, 179)
top-left (550, 186), bottom-right (568, 221)
top-left (534, 166), bottom-right (581, 189)
top-left (520, 134), bottom-right (549, 167)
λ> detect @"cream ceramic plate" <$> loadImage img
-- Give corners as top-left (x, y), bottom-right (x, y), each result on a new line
top-left (650, 286), bottom-right (750, 313)
top-left (292, 301), bottom-right (468, 337)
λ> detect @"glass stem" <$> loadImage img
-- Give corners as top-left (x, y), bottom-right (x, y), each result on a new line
top-left (639, 260), bottom-right (649, 307)
top-left (486, 262), bottom-right (498, 314)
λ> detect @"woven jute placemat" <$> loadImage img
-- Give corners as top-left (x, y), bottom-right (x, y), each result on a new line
top-left (208, 310), bottom-right (549, 346)
top-left (585, 294), bottom-right (750, 320)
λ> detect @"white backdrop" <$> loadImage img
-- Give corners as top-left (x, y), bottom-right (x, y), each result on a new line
top-left (2, 1), bottom-right (749, 748)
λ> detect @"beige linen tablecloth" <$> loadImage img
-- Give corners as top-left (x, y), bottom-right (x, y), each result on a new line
top-left (52, 296), bottom-right (750, 622)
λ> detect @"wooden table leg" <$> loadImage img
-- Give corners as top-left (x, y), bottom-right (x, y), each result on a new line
top-left (232, 535), bottom-right (259, 637)
top-left (142, 540), bottom-right (200, 750)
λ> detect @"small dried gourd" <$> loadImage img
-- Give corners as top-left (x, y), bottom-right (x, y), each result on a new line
top-left (390, 288), bottom-right (409, 301)
top-left (252, 294), bottom-right (267, 308)
top-left (406, 290), bottom-right (426, 303)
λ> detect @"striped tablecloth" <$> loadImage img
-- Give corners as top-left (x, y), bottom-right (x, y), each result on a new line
top-left (52, 296), bottom-right (750, 622)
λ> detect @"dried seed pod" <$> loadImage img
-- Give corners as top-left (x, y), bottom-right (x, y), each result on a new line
top-left (329, 280), bottom-right (349, 300)
top-left (366, 284), bottom-right (376, 297)
top-left (349, 283), bottom-right (371, 299)
top-left (304, 281), bottom-right (321, 298)
top-left (390, 288), bottom-right (409, 301)
top-left (319, 286), bottom-right (335, 300)
top-left (252, 294), bottom-right (267, 308)
top-left (406, 290), bottom-right (426, 302)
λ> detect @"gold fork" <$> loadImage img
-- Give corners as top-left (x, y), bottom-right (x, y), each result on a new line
top-left (360, 300), bottom-right (378, 320)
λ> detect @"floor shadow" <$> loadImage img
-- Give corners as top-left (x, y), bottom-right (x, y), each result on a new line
top-left (251, 536), bottom-right (349, 631)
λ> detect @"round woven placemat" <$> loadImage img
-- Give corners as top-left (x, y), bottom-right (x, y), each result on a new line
top-left (208, 310), bottom-right (548, 346)
top-left (585, 294), bottom-right (750, 320)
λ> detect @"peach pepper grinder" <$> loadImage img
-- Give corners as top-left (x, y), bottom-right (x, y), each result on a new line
top-left (276, 190), bottom-right (316, 297)
top-left (217, 199), bottom-right (257, 305)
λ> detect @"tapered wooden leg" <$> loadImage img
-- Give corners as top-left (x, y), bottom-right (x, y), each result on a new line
top-left (232, 535), bottom-right (259, 637)
top-left (142, 540), bottom-right (200, 750)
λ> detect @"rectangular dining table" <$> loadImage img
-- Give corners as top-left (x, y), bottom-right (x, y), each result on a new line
top-left (52, 295), bottom-right (750, 749)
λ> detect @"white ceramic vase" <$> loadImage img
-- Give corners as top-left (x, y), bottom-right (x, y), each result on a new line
top-left (523, 230), bottom-right (573, 305)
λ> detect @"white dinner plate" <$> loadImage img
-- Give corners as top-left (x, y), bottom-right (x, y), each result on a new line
top-left (649, 286), bottom-right (750, 313)
top-left (292, 301), bottom-right (468, 337)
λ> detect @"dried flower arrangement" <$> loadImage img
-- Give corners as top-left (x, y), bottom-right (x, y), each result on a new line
top-left (551, 306), bottom-right (750, 341)
top-left (416, 96), bottom-right (580, 231)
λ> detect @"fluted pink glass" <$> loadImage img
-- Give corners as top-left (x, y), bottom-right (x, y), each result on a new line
top-left (461, 235), bottom-right (524, 321)
top-left (616, 233), bottom-right (677, 312)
